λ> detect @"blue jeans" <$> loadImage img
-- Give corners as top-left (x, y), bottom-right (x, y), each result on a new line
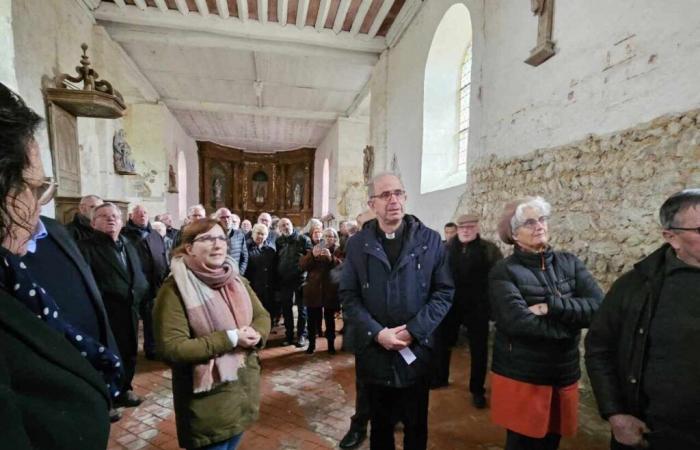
top-left (189, 433), bottom-right (243, 450)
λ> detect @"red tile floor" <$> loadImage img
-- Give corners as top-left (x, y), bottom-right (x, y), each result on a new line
top-left (108, 323), bottom-right (609, 450)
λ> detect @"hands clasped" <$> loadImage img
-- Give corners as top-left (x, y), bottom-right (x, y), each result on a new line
top-left (237, 326), bottom-right (261, 348)
top-left (376, 325), bottom-right (413, 351)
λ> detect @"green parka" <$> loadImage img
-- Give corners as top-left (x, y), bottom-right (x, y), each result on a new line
top-left (153, 276), bottom-right (270, 449)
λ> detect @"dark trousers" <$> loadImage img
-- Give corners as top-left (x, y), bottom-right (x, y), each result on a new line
top-left (279, 286), bottom-right (307, 341)
top-left (464, 314), bottom-right (489, 395)
top-left (350, 365), bottom-right (371, 431)
top-left (367, 377), bottom-right (430, 450)
top-left (505, 430), bottom-right (561, 450)
top-left (139, 297), bottom-right (155, 357)
top-left (307, 307), bottom-right (336, 349)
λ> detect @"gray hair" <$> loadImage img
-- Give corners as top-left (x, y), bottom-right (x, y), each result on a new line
top-left (130, 203), bottom-right (148, 214)
top-left (214, 207), bottom-right (231, 218)
top-left (510, 196), bottom-right (552, 233)
top-left (79, 194), bottom-right (102, 206)
top-left (187, 204), bottom-right (205, 216)
top-left (251, 223), bottom-right (269, 237)
top-left (304, 218), bottom-right (323, 234)
top-left (367, 172), bottom-right (404, 198)
top-left (322, 227), bottom-right (339, 240)
top-left (659, 188), bottom-right (700, 229)
top-left (91, 202), bottom-right (121, 221)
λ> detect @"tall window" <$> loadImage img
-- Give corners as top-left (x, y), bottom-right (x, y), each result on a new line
top-left (458, 48), bottom-right (472, 173)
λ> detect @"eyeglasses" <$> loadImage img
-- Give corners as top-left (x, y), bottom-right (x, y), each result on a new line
top-left (370, 189), bottom-right (406, 201)
top-left (193, 235), bottom-right (228, 245)
top-left (520, 216), bottom-right (549, 230)
top-left (29, 177), bottom-right (58, 206)
top-left (667, 226), bottom-right (700, 234)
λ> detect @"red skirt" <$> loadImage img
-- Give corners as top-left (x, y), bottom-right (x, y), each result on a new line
top-left (490, 373), bottom-right (579, 438)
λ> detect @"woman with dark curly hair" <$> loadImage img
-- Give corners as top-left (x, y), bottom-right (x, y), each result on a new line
top-left (0, 82), bottom-right (114, 449)
top-left (489, 196), bottom-right (603, 450)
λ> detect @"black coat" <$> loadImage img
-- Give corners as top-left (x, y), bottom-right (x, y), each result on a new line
top-left (122, 220), bottom-right (169, 299)
top-left (585, 244), bottom-right (676, 421)
top-left (79, 233), bottom-right (149, 359)
top-left (275, 230), bottom-right (312, 288)
top-left (0, 287), bottom-right (110, 450)
top-left (246, 241), bottom-right (278, 308)
top-left (489, 246), bottom-right (603, 386)
top-left (65, 213), bottom-right (95, 242)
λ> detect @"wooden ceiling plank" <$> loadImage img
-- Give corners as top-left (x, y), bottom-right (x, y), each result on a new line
top-left (154, 0), bottom-right (169, 12)
top-left (332, 0), bottom-right (350, 33)
top-left (113, 0), bottom-right (127, 7)
top-left (385, 0), bottom-right (419, 46)
top-left (296, 0), bottom-right (309, 28)
top-left (278, 0), bottom-right (288, 25)
top-left (215, 0), bottom-right (229, 17)
top-left (237, 0), bottom-right (248, 21)
top-left (174, 0), bottom-right (190, 14)
top-left (367, 0), bottom-right (393, 38)
top-left (258, 0), bottom-right (268, 23)
top-left (315, 0), bottom-right (330, 30)
top-left (349, 0), bottom-right (371, 35)
top-left (166, 99), bottom-right (339, 121)
top-left (194, 0), bottom-right (209, 15)
top-left (133, 0), bottom-right (148, 9)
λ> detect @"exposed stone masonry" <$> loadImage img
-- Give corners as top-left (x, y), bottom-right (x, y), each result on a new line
top-left (456, 109), bottom-right (700, 289)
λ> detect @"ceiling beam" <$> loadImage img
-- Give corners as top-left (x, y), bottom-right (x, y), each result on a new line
top-left (386, 0), bottom-right (421, 48)
top-left (258, 0), bottom-right (268, 24)
top-left (315, 0), bottom-right (331, 31)
top-left (133, 0), bottom-right (147, 10)
top-left (215, 0), bottom-right (229, 18)
top-left (296, 0), bottom-right (309, 29)
top-left (368, 0), bottom-right (394, 38)
top-left (113, 0), bottom-right (126, 7)
top-left (153, 0), bottom-right (169, 13)
top-left (194, 0), bottom-right (209, 16)
top-left (190, 135), bottom-right (323, 151)
top-left (345, 78), bottom-right (370, 117)
top-left (237, 0), bottom-right (248, 22)
top-left (106, 25), bottom-right (380, 65)
top-left (166, 99), bottom-right (339, 121)
top-left (349, 0), bottom-right (372, 36)
top-left (95, 3), bottom-right (387, 54)
top-left (278, 0), bottom-right (288, 26)
top-left (333, 0), bottom-right (351, 34)
top-left (174, 0), bottom-right (189, 16)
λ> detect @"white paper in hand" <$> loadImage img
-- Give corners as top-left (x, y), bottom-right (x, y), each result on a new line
top-left (399, 347), bottom-right (416, 365)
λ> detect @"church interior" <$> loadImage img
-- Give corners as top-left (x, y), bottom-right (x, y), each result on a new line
top-left (2, 0), bottom-right (699, 449)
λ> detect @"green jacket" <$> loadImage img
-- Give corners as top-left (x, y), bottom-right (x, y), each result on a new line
top-left (153, 276), bottom-right (271, 449)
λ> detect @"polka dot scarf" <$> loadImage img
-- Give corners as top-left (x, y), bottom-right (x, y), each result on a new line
top-left (0, 249), bottom-right (124, 400)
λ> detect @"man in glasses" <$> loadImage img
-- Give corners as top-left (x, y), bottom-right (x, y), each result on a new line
top-left (66, 195), bottom-right (103, 242)
top-left (215, 207), bottom-right (248, 275)
top-left (340, 172), bottom-right (453, 450)
top-left (586, 189), bottom-right (700, 449)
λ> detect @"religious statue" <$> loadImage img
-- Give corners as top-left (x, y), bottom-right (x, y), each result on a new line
top-left (531, 0), bottom-right (545, 15)
top-left (391, 153), bottom-right (401, 179)
top-left (363, 145), bottom-right (374, 185)
top-left (167, 164), bottom-right (178, 193)
top-left (292, 183), bottom-right (302, 208)
top-left (113, 129), bottom-right (136, 175)
top-left (213, 177), bottom-right (224, 203)
top-left (252, 171), bottom-right (268, 205)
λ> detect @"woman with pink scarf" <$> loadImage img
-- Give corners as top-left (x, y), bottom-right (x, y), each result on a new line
top-left (154, 218), bottom-right (270, 450)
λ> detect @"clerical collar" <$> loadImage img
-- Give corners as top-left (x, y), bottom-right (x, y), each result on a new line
top-left (377, 220), bottom-right (405, 241)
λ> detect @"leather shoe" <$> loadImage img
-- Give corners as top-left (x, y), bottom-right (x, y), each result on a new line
top-left (472, 393), bottom-right (487, 409)
top-left (339, 428), bottom-right (366, 449)
top-left (295, 336), bottom-right (308, 348)
top-left (115, 390), bottom-right (143, 408)
top-left (109, 408), bottom-right (122, 423)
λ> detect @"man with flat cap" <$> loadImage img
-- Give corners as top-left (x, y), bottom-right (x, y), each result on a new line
top-left (434, 213), bottom-right (502, 408)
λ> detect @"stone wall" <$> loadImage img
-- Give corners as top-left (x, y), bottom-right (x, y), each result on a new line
top-left (455, 109), bottom-right (700, 289)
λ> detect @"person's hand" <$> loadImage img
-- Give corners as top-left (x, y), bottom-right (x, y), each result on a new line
top-left (609, 414), bottom-right (649, 447)
top-left (312, 245), bottom-right (322, 257)
top-left (237, 326), bottom-right (261, 348)
top-left (321, 248), bottom-right (332, 258)
top-left (376, 325), bottom-right (409, 350)
top-left (395, 328), bottom-right (413, 345)
top-left (528, 303), bottom-right (548, 316)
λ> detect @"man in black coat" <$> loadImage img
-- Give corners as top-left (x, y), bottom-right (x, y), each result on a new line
top-left (155, 213), bottom-right (179, 241)
top-left (276, 217), bottom-right (312, 347)
top-left (215, 207), bottom-right (249, 275)
top-left (434, 213), bottom-right (502, 408)
top-left (65, 194), bottom-right (103, 242)
top-left (121, 204), bottom-right (169, 360)
top-left (80, 203), bottom-right (149, 408)
top-left (586, 189), bottom-right (700, 450)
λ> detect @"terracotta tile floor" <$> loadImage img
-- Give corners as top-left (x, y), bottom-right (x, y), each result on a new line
top-left (109, 323), bottom-right (609, 450)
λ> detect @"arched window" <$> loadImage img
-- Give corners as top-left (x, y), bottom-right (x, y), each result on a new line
top-left (321, 158), bottom-right (330, 216)
top-left (421, 4), bottom-right (472, 194)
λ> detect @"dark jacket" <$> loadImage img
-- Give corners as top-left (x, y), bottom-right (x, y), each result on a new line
top-left (32, 217), bottom-right (119, 357)
top-left (585, 244), bottom-right (674, 421)
top-left (246, 229), bottom-right (278, 251)
top-left (226, 228), bottom-right (249, 275)
top-left (300, 245), bottom-right (342, 310)
top-left (489, 247), bottom-right (603, 386)
top-left (122, 220), bottom-right (169, 299)
top-left (340, 215), bottom-right (454, 388)
top-left (275, 230), bottom-right (312, 288)
top-left (0, 286), bottom-right (110, 450)
top-left (79, 233), bottom-right (149, 355)
top-left (65, 212), bottom-right (95, 242)
top-left (246, 241), bottom-right (278, 308)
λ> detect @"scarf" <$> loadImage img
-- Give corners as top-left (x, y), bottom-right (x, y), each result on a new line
top-left (170, 254), bottom-right (254, 393)
top-left (0, 247), bottom-right (123, 399)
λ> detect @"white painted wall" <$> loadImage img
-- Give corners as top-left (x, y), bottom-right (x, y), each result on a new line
top-left (314, 121), bottom-right (339, 218)
top-left (371, 0), bottom-right (700, 231)
top-left (0, 0), bottom-right (17, 90)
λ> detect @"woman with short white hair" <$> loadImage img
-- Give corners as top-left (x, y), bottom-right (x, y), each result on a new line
top-left (246, 223), bottom-right (278, 329)
top-left (489, 197), bottom-right (603, 450)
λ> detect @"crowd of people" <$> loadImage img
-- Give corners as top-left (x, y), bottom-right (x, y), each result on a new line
top-left (1, 82), bottom-right (698, 450)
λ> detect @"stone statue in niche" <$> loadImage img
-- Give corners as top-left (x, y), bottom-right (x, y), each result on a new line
top-left (252, 171), bottom-right (268, 205)
top-left (113, 129), bottom-right (136, 175)
top-left (213, 177), bottom-right (224, 203)
top-left (531, 0), bottom-right (545, 14)
top-left (292, 183), bottom-right (302, 207)
top-left (363, 145), bottom-right (374, 185)
top-left (168, 164), bottom-right (178, 193)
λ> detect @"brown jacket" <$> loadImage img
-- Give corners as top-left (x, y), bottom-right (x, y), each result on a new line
top-left (300, 246), bottom-right (342, 310)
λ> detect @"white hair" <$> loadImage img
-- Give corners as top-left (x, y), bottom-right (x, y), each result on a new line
top-left (510, 196), bottom-right (552, 233)
top-left (304, 218), bottom-right (323, 234)
top-left (251, 223), bottom-right (269, 237)
top-left (322, 227), bottom-right (339, 240)
top-left (187, 204), bottom-right (205, 216)
top-left (214, 207), bottom-right (231, 218)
